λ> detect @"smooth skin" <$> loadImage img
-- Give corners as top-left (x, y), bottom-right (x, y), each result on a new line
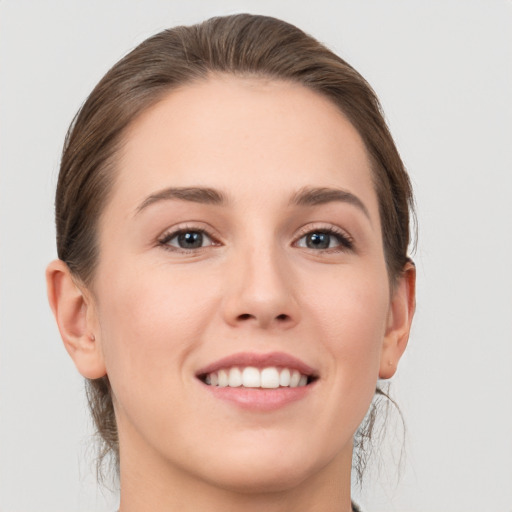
top-left (47, 75), bottom-right (415, 512)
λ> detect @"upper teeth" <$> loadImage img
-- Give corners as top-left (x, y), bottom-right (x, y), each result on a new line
top-left (205, 367), bottom-right (308, 389)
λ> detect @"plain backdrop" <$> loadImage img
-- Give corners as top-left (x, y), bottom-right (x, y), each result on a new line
top-left (1, 1), bottom-right (511, 511)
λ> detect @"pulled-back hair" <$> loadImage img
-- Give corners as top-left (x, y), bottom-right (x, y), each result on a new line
top-left (55, 13), bottom-right (414, 480)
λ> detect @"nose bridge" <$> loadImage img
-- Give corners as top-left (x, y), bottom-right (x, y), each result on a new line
top-left (222, 236), bottom-right (299, 329)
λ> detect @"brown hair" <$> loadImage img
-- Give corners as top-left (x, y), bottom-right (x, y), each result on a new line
top-left (55, 13), bottom-right (414, 480)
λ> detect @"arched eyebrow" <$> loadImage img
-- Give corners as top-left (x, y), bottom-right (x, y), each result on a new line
top-left (289, 186), bottom-right (371, 221)
top-left (135, 185), bottom-right (370, 222)
top-left (135, 186), bottom-right (227, 214)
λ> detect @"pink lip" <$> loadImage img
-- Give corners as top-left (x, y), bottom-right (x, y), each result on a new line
top-left (196, 352), bottom-right (318, 412)
top-left (195, 351), bottom-right (317, 377)
top-left (204, 386), bottom-right (314, 411)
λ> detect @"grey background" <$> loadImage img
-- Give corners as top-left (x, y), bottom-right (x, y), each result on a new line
top-left (1, 1), bottom-right (511, 511)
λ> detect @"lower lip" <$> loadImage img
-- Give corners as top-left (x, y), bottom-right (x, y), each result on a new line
top-left (201, 383), bottom-right (315, 411)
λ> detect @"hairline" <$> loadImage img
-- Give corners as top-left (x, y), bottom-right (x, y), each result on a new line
top-left (81, 72), bottom-right (397, 292)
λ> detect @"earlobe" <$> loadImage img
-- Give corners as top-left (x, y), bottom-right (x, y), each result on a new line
top-left (379, 261), bottom-right (416, 379)
top-left (46, 260), bottom-right (106, 379)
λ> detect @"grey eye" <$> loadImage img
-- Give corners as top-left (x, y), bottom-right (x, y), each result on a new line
top-left (304, 232), bottom-right (331, 249)
top-left (164, 230), bottom-right (213, 249)
top-left (297, 231), bottom-right (341, 250)
top-left (296, 229), bottom-right (353, 251)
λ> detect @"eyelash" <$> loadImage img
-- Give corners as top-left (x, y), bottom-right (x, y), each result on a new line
top-left (158, 225), bottom-right (218, 254)
top-left (157, 224), bottom-right (354, 254)
top-left (293, 225), bottom-right (354, 252)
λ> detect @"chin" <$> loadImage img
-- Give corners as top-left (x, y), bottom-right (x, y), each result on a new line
top-left (205, 459), bottom-right (318, 494)
top-left (191, 439), bottom-right (339, 495)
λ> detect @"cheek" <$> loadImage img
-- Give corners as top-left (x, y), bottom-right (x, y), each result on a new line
top-left (309, 263), bottom-right (389, 348)
top-left (311, 268), bottom-right (389, 410)
top-left (94, 261), bottom-right (217, 392)
top-left (92, 263), bottom-right (221, 452)
top-left (332, 283), bottom-right (388, 352)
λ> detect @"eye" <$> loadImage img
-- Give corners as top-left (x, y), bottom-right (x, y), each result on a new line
top-left (159, 229), bottom-right (215, 251)
top-left (295, 228), bottom-right (353, 251)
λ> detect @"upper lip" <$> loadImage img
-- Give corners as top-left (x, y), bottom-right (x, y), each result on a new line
top-left (196, 351), bottom-right (317, 378)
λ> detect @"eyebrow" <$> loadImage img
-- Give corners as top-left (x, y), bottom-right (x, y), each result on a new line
top-left (289, 186), bottom-right (371, 220)
top-left (136, 186), bottom-right (227, 214)
top-left (135, 185), bottom-right (370, 221)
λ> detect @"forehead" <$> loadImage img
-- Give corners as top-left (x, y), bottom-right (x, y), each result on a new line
top-left (111, 75), bottom-right (379, 219)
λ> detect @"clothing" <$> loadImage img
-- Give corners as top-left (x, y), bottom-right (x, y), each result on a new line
top-left (115, 501), bottom-right (363, 510)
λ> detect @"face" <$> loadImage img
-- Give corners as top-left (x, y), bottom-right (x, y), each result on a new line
top-left (88, 76), bottom-right (399, 491)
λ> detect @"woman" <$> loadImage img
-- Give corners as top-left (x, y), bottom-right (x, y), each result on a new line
top-left (46, 14), bottom-right (415, 512)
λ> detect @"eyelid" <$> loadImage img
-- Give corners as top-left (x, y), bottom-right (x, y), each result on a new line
top-left (157, 223), bottom-right (222, 252)
top-left (155, 221), bottom-right (354, 254)
top-left (293, 223), bottom-right (354, 251)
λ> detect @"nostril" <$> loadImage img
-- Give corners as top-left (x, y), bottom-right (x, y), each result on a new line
top-left (236, 313), bottom-right (290, 323)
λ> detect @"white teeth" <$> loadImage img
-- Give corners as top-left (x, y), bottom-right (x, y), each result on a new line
top-left (228, 367), bottom-right (242, 387)
top-left (290, 369), bottom-right (301, 388)
top-left (279, 368), bottom-right (291, 387)
top-left (218, 369), bottom-right (229, 387)
top-left (204, 366), bottom-right (311, 389)
top-left (261, 367), bottom-right (280, 389)
top-left (242, 367), bottom-right (261, 387)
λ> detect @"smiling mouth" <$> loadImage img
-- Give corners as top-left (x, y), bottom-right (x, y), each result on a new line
top-left (198, 366), bottom-right (317, 389)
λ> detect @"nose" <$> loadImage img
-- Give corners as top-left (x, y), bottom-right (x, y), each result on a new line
top-left (221, 245), bottom-right (300, 330)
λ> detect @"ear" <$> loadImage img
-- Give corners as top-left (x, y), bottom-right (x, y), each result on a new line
top-left (379, 260), bottom-right (416, 379)
top-left (46, 259), bottom-right (106, 379)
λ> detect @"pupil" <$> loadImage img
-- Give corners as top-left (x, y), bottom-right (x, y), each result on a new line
top-left (307, 232), bottom-right (329, 249)
top-left (178, 232), bottom-right (203, 248)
